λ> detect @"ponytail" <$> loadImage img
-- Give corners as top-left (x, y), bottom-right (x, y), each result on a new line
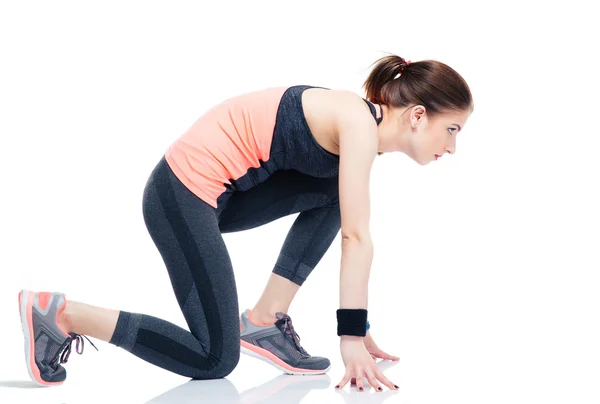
top-left (362, 53), bottom-right (474, 117)
top-left (363, 55), bottom-right (410, 104)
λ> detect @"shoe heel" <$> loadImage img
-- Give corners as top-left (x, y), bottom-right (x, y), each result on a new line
top-left (19, 290), bottom-right (39, 384)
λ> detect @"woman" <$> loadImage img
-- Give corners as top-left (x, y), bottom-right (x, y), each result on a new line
top-left (18, 54), bottom-right (474, 392)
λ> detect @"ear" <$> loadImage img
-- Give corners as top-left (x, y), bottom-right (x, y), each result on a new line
top-left (411, 105), bottom-right (426, 128)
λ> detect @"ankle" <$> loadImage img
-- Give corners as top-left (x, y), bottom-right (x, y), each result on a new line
top-left (250, 307), bottom-right (283, 326)
top-left (57, 300), bottom-right (73, 334)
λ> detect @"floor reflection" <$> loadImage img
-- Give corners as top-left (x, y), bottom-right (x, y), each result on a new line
top-left (146, 360), bottom-right (400, 404)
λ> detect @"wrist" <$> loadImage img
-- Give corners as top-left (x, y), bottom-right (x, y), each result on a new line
top-left (337, 308), bottom-right (368, 337)
top-left (340, 335), bottom-right (363, 344)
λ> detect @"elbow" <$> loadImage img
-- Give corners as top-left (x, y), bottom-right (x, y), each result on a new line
top-left (341, 230), bottom-right (372, 245)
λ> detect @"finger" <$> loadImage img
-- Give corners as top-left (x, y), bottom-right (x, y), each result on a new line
top-left (365, 367), bottom-right (383, 392)
top-left (355, 368), bottom-right (365, 392)
top-left (374, 368), bottom-right (399, 391)
top-left (371, 353), bottom-right (377, 361)
top-left (335, 371), bottom-right (353, 390)
top-left (371, 348), bottom-right (400, 361)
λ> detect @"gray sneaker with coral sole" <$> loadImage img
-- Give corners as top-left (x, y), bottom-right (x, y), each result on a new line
top-left (240, 309), bottom-right (330, 375)
top-left (18, 290), bottom-right (97, 386)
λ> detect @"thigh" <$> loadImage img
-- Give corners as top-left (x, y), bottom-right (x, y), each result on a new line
top-left (142, 156), bottom-right (241, 366)
top-left (218, 169), bottom-right (339, 233)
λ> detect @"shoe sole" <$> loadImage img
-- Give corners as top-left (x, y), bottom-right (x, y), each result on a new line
top-left (240, 340), bottom-right (330, 376)
top-left (19, 289), bottom-right (64, 387)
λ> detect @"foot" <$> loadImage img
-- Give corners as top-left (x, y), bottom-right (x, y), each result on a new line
top-left (18, 290), bottom-right (97, 386)
top-left (239, 309), bottom-right (330, 375)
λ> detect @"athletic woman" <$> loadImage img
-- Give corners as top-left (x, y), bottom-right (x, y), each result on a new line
top-left (18, 54), bottom-right (473, 392)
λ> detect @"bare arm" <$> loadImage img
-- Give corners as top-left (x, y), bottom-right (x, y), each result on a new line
top-left (335, 93), bottom-right (378, 315)
top-left (332, 92), bottom-right (400, 393)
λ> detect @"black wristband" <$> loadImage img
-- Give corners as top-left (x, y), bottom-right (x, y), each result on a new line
top-left (336, 309), bottom-right (368, 337)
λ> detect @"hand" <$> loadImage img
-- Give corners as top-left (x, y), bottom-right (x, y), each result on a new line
top-left (335, 336), bottom-right (399, 392)
top-left (364, 331), bottom-right (400, 362)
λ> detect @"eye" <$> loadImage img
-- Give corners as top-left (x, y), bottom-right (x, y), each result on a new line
top-left (448, 128), bottom-right (455, 135)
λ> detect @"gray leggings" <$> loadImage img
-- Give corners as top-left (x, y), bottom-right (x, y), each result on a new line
top-left (108, 156), bottom-right (341, 379)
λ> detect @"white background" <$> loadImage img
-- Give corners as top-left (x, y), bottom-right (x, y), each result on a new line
top-left (1, 1), bottom-right (599, 403)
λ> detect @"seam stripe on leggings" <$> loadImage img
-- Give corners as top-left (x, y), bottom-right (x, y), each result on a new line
top-left (152, 166), bottom-right (223, 363)
top-left (136, 329), bottom-right (211, 371)
top-left (108, 156), bottom-right (341, 379)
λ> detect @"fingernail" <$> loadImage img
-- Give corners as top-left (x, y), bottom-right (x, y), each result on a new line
top-left (359, 387), bottom-right (364, 391)
top-left (394, 384), bottom-right (399, 389)
top-left (335, 385), bottom-right (340, 389)
top-left (378, 387), bottom-right (383, 391)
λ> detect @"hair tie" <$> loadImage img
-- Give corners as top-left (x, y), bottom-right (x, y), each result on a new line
top-left (400, 58), bottom-right (411, 72)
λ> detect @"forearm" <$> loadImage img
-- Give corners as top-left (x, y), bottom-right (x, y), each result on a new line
top-left (339, 236), bottom-right (373, 310)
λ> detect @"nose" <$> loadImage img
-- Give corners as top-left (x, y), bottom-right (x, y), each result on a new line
top-left (446, 138), bottom-right (456, 155)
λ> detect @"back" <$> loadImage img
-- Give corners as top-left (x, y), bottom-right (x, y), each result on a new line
top-left (164, 85), bottom-right (383, 209)
top-left (165, 87), bottom-right (287, 207)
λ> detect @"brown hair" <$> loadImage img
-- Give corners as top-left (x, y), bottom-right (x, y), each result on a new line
top-left (363, 54), bottom-right (474, 119)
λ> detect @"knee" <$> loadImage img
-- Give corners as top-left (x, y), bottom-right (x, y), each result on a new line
top-left (193, 346), bottom-right (240, 379)
top-left (212, 349), bottom-right (240, 378)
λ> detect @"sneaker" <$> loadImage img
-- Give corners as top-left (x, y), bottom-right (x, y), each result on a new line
top-left (239, 309), bottom-right (330, 375)
top-left (18, 289), bottom-right (97, 386)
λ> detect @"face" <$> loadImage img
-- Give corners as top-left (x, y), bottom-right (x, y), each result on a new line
top-left (406, 106), bottom-right (471, 165)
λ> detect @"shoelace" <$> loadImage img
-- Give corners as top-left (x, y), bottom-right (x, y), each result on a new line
top-left (280, 317), bottom-right (309, 356)
top-left (51, 334), bottom-right (98, 369)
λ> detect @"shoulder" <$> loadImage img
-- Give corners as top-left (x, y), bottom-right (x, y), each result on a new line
top-left (318, 90), bottom-right (378, 157)
top-left (303, 88), bottom-right (376, 129)
top-left (332, 90), bottom-right (376, 128)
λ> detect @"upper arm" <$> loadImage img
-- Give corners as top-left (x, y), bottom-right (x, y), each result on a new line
top-left (335, 92), bottom-right (378, 242)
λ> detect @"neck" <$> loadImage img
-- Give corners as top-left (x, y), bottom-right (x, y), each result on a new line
top-left (377, 105), bottom-right (414, 155)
